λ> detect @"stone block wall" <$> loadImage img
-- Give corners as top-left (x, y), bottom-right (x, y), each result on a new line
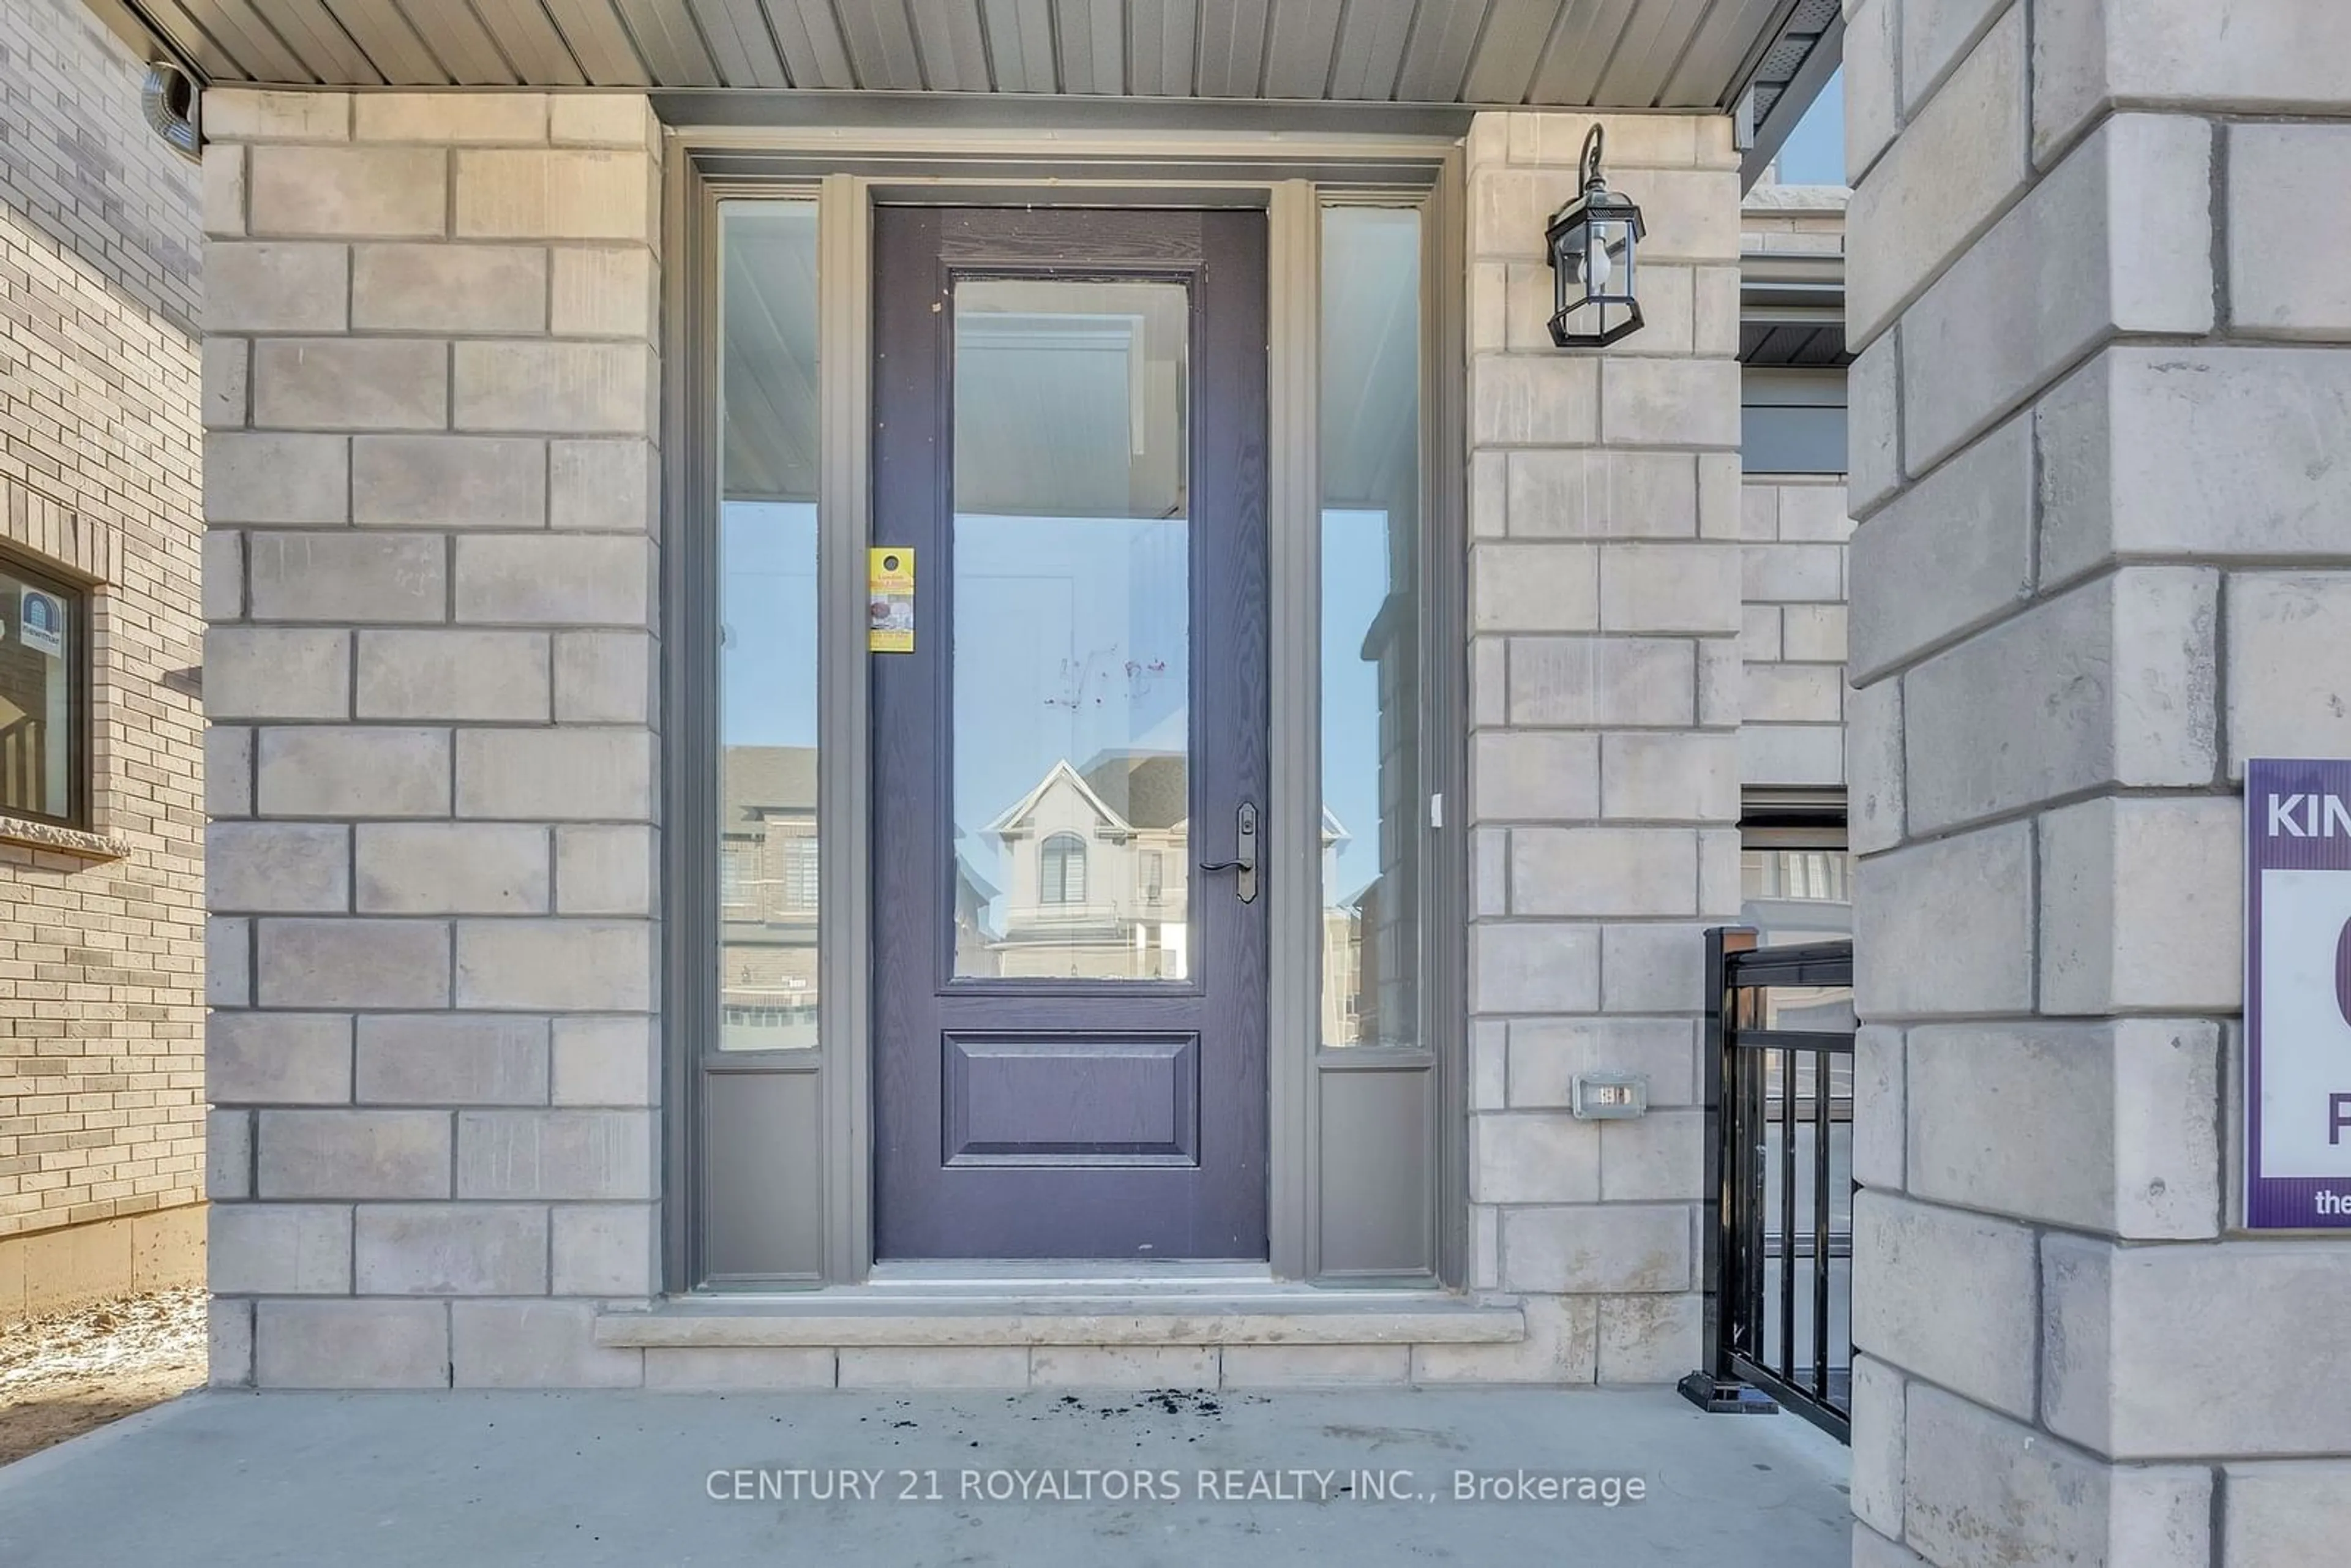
top-left (1739, 475), bottom-right (1849, 790)
top-left (1461, 110), bottom-right (1744, 1382)
top-left (1739, 187), bottom-right (1850, 793)
top-left (0, 0), bottom-right (206, 1313)
top-left (1845, 0), bottom-right (2351, 1561)
top-left (201, 89), bottom-right (664, 1387)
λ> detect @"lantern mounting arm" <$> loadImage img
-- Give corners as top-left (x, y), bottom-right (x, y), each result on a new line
top-left (1580, 124), bottom-right (1607, 194)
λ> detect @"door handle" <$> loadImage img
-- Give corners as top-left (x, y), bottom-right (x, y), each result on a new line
top-left (1198, 801), bottom-right (1258, 904)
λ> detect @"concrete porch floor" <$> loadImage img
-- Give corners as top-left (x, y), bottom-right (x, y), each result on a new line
top-left (0, 1385), bottom-right (1848, 1566)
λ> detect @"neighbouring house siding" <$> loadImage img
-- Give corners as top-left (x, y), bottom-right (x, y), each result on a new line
top-left (1458, 111), bottom-right (1744, 1383)
top-left (0, 0), bottom-right (206, 1313)
top-left (200, 89), bottom-right (665, 1387)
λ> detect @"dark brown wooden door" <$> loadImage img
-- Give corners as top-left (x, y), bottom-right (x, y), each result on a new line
top-left (871, 207), bottom-right (1269, 1260)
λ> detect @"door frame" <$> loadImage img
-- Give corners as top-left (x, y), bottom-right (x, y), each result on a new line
top-left (661, 127), bottom-right (1468, 1291)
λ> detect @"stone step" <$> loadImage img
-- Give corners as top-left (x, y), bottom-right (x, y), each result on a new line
top-left (595, 1293), bottom-right (1524, 1350)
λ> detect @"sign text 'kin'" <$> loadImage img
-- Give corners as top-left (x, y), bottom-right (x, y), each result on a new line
top-left (2246, 757), bottom-right (2351, 1228)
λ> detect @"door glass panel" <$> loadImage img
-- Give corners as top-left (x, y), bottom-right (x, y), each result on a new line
top-left (716, 200), bottom-right (820, 1049)
top-left (1319, 207), bottom-right (1422, 1046)
top-left (950, 277), bottom-right (1191, 981)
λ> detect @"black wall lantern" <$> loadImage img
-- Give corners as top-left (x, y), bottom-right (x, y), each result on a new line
top-left (1545, 126), bottom-right (1646, 348)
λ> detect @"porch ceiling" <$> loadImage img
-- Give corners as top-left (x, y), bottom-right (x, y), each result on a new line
top-left (115, 0), bottom-right (1822, 111)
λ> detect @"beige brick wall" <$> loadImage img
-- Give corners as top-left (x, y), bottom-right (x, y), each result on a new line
top-left (201, 88), bottom-right (663, 1389)
top-left (0, 0), bottom-right (206, 1307)
top-left (1460, 110), bottom-right (1744, 1384)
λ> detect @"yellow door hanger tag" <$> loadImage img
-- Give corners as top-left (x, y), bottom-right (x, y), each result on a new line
top-left (868, 547), bottom-right (915, 652)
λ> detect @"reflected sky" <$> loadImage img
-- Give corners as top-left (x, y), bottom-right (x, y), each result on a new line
top-left (721, 501), bottom-right (819, 749)
top-left (1774, 69), bottom-right (1845, 187)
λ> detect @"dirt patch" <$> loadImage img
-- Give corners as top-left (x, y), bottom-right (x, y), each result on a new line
top-left (0, 1287), bottom-right (206, 1465)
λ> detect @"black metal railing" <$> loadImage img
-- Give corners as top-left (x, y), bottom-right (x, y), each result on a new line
top-left (1679, 927), bottom-right (1854, 1442)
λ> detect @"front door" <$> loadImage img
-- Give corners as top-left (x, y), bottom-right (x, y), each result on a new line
top-left (871, 207), bottom-right (1269, 1261)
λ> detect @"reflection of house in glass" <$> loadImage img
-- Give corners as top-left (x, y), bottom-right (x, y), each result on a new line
top-left (1739, 845), bottom-right (1855, 1031)
top-left (967, 750), bottom-right (1379, 1040)
top-left (719, 746), bottom-right (819, 1049)
top-left (1318, 808), bottom-right (1375, 1049)
top-left (972, 751), bottom-right (1190, 980)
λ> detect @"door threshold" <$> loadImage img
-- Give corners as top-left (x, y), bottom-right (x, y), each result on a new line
top-left (864, 1259), bottom-right (1277, 1290)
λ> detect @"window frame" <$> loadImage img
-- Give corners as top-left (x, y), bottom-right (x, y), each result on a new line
top-left (1739, 795), bottom-right (1853, 948)
top-left (1740, 366), bottom-right (1848, 476)
top-left (0, 548), bottom-right (92, 832)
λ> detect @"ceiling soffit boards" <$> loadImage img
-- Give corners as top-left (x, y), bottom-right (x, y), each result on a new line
top-left (111, 1), bottom-right (1831, 121)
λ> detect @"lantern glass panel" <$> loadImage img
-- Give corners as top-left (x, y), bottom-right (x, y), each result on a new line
top-left (1606, 220), bottom-right (1635, 296)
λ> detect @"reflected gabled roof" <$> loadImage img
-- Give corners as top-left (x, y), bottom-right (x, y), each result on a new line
top-left (1079, 750), bottom-right (1188, 832)
top-left (986, 757), bottom-right (1131, 838)
top-left (721, 745), bottom-right (817, 828)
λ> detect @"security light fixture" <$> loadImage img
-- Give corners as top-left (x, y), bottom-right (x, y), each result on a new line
top-left (1545, 125), bottom-right (1647, 348)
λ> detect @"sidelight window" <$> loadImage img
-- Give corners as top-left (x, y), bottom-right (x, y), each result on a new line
top-left (1319, 205), bottom-right (1425, 1049)
top-left (715, 199), bottom-right (821, 1052)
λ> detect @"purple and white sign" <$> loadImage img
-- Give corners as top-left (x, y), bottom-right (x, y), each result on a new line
top-left (2246, 757), bottom-right (2351, 1229)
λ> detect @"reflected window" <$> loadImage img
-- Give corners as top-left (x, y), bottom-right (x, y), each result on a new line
top-left (1741, 812), bottom-right (1853, 948)
top-left (716, 200), bottom-right (820, 1051)
top-left (1040, 833), bottom-right (1088, 906)
top-left (782, 838), bottom-right (819, 912)
top-left (719, 846), bottom-right (751, 915)
top-left (1319, 206), bottom-right (1422, 1048)
top-left (0, 555), bottom-right (83, 827)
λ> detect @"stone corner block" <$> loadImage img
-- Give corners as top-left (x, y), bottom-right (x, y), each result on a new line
top-left (2038, 795), bottom-right (2241, 1016)
top-left (1850, 1190), bottom-right (2034, 1420)
top-left (1854, 822), bottom-right (2031, 1018)
top-left (1906, 1019), bottom-right (2222, 1240)
top-left (2041, 1234), bottom-right (2351, 1461)
top-left (1904, 1381), bottom-right (2210, 1568)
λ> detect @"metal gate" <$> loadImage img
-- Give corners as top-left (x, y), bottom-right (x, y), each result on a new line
top-left (1680, 928), bottom-right (1854, 1441)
